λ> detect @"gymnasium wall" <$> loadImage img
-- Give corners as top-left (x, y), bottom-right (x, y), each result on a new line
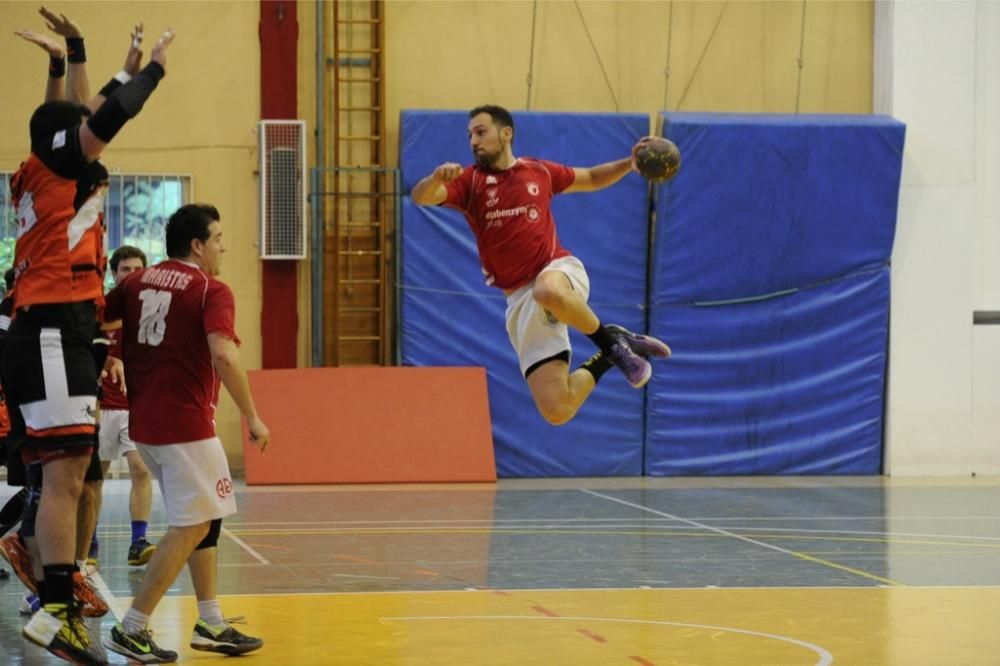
top-left (382, 1), bottom-right (874, 167)
top-left (0, 1), bottom-right (879, 472)
top-left (876, 1), bottom-right (1000, 475)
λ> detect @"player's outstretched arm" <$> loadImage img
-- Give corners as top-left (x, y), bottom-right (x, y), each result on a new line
top-left (412, 162), bottom-right (463, 205)
top-left (207, 332), bottom-right (270, 452)
top-left (13, 28), bottom-right (65, 102)
top-left (39, 7), bottom-right (90, 104)
top-left (87, 23), bottom-right (145, 114)
top-left (79, 28), bottom-right (174, 162)
top-left (564, 136), bottom-right (655, 194)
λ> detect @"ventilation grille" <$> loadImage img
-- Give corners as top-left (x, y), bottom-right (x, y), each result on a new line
top-left (259, 120), bottom-right (306, 259)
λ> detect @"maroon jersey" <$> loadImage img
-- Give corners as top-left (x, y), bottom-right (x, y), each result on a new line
top-left (104, 259), bottom-right (239, 445)
top-left (99, 328), bottom-right (129, 411)
top-left (443, 157), bottom-right (576, 291)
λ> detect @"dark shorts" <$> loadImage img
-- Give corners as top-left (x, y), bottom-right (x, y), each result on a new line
top-left (0, 302), bottom-right (98, 451)
top-left (2, 407), bottom-right (27, 486)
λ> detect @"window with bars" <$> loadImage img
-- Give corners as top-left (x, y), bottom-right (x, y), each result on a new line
top-left (1, 171), bottom-right (192, 287)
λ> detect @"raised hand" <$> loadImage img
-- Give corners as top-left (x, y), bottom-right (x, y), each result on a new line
top-left (124, 22), bottom-right (144, 75)
top-left (39, 6), bottom-right (82, 38)
top-left (150, 28), bottom-right (175, 70)
top-left (14, 28), bottom-right (64, 58)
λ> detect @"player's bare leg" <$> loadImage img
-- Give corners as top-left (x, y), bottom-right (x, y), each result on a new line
top-left (532, 270), bottom-right (657, 389)
top-left (104, 522), bottom-right (207, 662)
top-left (526, 359), bottom-right (598, 425)
top-left (124, 451), bottom-right (156, 565)
top-left (187, 535), bottom-right (263, 655)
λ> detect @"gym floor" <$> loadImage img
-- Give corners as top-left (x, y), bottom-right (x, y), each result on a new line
top-left (2, 476), bottom-right (999, 664)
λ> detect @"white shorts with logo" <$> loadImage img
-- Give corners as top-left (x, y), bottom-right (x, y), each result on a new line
top-left (97, 409), bottom-right (136, 462)
top-left (135, 437), bottom-right (237, 527)
top-left (505, 255), bottom-right (591, 377)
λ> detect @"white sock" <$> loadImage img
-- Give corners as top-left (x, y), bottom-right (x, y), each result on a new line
top-left (75, 559), bottom-right (86, 572)
top-left (122, 607), bottom-right (150, 635)
top-left (198, 599), bottom-right (224, 626)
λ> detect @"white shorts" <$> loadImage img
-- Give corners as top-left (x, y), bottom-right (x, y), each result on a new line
top-left (505, 255), bottom-right (591, 377)
top-left (135, 437), bottom-right (237, 527)
top-left (97, 410), bottom-right (136, 462)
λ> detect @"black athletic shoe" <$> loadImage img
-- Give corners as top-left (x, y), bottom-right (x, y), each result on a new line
top-left (104, 622), bottom-right (178, 663)
top-left (191, 617), bottom-right (263, 655)
top-left (127, 536), bottom-right (156, 566)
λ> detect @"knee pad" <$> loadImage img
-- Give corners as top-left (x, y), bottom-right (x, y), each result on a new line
top-left (195, 518), bottom-right (222, 550)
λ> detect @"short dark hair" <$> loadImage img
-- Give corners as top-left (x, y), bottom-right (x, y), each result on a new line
top-left (109, 245), bottom-right (148, 272)
top-left (3, 268), bottom-right (14, 292)
top-left (165, 204), bottom-right (220, 259)
top-left (469, 104), bottom-right (514, 143)
top-left (29, 100), bottom-right (91, 148)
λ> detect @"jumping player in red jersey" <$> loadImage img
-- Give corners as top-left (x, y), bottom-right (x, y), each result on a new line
top-left (1, 9), bottom-right (175, 663)
top-left (412, 105), bottom-right (671, 425)
top-left (102, 204), bottom-right (269, 662)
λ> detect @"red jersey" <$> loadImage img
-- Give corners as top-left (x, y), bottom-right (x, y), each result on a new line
top-left (10, 153), bottom-right (106, 309)
top-left (99, 328), bottom-right (129, 411)
top-left (104, 259), bottom-right (240, 445)
top-left (443, 157), bottom-right (576, 291)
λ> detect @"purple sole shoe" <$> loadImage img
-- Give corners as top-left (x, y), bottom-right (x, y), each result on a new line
top-left (605, 324), bottom-right (672, 359)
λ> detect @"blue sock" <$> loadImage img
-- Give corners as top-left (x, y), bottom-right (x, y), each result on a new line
top-left (131, 521), bottom-right (148, 544)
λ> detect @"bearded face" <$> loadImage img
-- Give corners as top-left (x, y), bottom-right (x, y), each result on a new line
top-left (468, 114), bottom-right (510, 168)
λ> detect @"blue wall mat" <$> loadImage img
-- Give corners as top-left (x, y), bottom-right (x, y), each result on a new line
top-left (399, 112), bottom-right (650, 476)
top-left (645, 267), bottom-right (889, 476)
top-left (644, 113), bottom-right (904, 476)
top-left (651, 113), bottom-right (906, 305)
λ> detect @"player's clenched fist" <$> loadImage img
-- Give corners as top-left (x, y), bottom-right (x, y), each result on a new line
top-left (433, 162), bottom-right (463, 183)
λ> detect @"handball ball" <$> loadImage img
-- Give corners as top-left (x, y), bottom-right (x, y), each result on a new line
top-left (635, 137), bottom-right (681, 183)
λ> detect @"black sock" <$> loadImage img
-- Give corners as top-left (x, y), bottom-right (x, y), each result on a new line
top-left (580, 352), bottom-right (614, 383)
top-left (42, 564), bottom-right (75, 606)
top-left (586, 322), bottom-right (616, 355)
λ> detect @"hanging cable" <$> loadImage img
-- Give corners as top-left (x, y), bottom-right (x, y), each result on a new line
top-left (662, 0), bottom-right (675, 110)
top-left (573, 0), bottom-right (620, 113)
top-left (526, 0), bottom-right (539, 110)
top-left (795, 0), bottom-right (808, 113)
top-left (676, 0), bottom-right (729, 111)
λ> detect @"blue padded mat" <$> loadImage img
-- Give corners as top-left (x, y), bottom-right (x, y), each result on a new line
top-left (652, 112), bottom-right (905, 305)
top-left (646, 267), bottom-right (889, 476)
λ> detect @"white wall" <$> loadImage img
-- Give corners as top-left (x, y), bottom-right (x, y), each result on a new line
top-left (877, 1), bottom-right (1000, 475)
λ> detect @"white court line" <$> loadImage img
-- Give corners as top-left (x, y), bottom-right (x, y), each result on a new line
top-left (88, 571), bottom-right (125, 621)
top-left (327, 573), bottom-right (401, 581)
top-left (580, 489), bottom-right (902, 585)
top-left (382, 615), bottom-right (834, 666)
top-left (149, 583), bottom-right (1000, 600)
top-left (221, 526), bottom-right (271, 565)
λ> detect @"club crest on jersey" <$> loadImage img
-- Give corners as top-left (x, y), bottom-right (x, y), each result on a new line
top-left (486, 175), bottom-right (498, 184)
top-left (526, 182), bottom-right (540, 196)
top-left (527, 205), bottom-right (541, 223)
top-left (486, 188), bottom-right (499, 208)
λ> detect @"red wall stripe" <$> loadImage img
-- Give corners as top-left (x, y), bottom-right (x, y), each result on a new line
top-left (259, 0), bottom-right (299, 368)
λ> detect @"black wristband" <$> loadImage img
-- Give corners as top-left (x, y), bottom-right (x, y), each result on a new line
top-left (49, 55), bottom-right (66, 78)
top-left (141, 61), bottom-right (166, 83)
top-left (66, 37), bottom-right (86, 63)
top-left (98, 78), bottom-right (123, 99)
